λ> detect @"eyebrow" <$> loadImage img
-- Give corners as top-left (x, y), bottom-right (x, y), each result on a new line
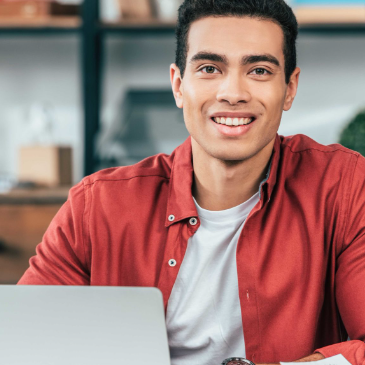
top-left (189, 51), bottom-right (281, 67)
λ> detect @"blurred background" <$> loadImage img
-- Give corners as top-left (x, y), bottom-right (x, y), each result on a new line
top-left (0, 0), bottom-right (364, 283)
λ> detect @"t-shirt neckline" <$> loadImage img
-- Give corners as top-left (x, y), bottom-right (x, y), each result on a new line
top-left (193, 192), bottom-right (260, 223)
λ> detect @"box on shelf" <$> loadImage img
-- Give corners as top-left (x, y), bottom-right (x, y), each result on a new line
top-left (117, 0), bottom-right (153, 20)
top-left (18, 146), bottom-right (73, 187)
top-left (0, 1), bottom-right (49, 18)
top-left (0, 1), bottom-right (79, 20)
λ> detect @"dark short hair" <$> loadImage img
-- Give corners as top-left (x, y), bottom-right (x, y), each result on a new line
top-left (175, 0), bottom-right (298, 84)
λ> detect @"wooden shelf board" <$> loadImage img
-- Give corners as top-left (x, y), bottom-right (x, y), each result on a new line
top-left (102, 9), bottom-right (365, 32)
top-left (1, 14), bottom-right (363, 34)
top-left (295, 6), bottom-right (365, 25)
top-left (0, 16), bottom-right (81, 29)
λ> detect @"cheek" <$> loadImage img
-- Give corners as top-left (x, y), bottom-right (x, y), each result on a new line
top-left (183, 75), bottom-right (216, 107)
top-left (182, 79), bottom-right (213, 127)
top-left (255, 83), bottom-right (286, 118)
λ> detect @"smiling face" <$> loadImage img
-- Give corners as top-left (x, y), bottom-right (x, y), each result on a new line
top-left (171, 16), bottom-right (300, 162)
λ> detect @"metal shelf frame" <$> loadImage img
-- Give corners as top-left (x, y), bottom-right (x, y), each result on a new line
top-left (1, 2), bottom-right (365, 176)
top-left (81, 0), bottom-right (103, 177)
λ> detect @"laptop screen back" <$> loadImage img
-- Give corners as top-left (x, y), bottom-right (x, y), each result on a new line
top-left (0, 286), bottom-right (171, 365)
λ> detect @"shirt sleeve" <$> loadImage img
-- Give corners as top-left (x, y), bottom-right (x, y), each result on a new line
top-left (17, 181), bottom-right (90, 285)
top-left (315, 154), bottom-right (365, 365)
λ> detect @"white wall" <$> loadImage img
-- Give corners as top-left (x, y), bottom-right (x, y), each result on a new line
top-left (280, 34), bottom-right (365, 143)
top-left (0, 32), bottom-right (364, 183)
top-left (0, 35), bottom-right (83, 183)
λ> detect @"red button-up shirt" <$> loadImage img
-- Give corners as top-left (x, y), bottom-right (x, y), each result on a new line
top-left (18, 134), bottom-right (365, 365)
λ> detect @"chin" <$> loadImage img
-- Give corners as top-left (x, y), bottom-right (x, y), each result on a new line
top-left (191, 135), bottom-right (265, 163)
top-left (208, 148), bottom-right (254, 163)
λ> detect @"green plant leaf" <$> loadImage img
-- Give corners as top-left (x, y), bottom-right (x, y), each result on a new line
top-left (339, 109), bottom-right (365, 156)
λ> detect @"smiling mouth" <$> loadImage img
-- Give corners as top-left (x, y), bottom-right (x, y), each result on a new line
top-left (211, 117), bottom-right (256, 126)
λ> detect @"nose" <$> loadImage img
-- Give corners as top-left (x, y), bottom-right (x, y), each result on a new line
top-left (216, 73), bottom-right (252, 105)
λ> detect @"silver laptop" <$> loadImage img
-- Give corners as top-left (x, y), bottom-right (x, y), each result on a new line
top-left (0, 286), bottom-right (171, 365)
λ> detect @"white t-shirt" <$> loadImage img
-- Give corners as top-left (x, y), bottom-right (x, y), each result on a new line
top-left (166, 192), bottom-right (260, 365)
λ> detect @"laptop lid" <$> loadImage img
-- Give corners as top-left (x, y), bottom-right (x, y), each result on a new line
top-left (0, 286), bottom-right (171, 365)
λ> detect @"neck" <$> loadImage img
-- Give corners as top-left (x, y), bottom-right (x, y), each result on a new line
top-left (192, 138), bottom-right (275, 211)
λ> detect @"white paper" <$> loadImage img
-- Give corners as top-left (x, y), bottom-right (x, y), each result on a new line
top-left (280, 354), bottom-right (352, 365)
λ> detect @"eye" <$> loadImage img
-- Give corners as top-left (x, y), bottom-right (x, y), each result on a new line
top-left (199, 66), bottom-right (219, 74)
top-left (251, 68), bottom-right (272, 76)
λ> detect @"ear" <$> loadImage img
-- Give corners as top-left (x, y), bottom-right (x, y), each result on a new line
top-left (170, 63), bottom-right (184, 109)
top-left (283, 67), bottom-right (300, 111)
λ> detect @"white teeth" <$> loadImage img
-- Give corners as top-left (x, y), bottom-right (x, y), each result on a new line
top-left (214, 117), bottom-right (254, 126)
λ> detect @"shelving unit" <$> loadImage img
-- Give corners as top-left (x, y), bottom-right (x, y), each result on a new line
top-left (1, 0), bottom-right (365, 176)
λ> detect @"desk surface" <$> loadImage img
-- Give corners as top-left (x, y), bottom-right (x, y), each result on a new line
top-left (0, 187), bottom-right (70, 283)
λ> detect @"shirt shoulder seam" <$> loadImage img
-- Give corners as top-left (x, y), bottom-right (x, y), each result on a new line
top-left (81, 180), bottom-right (91, 273)
top-left (340, 154), bottom-right (359, 253)
top-left (282, 143), bottom-right (359, 156)
top-left (83, 174), bottom-right (170, 186)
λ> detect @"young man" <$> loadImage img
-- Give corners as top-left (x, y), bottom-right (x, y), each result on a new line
top-left (18, 1), bottom-right (365, 365)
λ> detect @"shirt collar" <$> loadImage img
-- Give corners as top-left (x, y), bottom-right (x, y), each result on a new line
top-left (265, 134), bottom-right (281, 201)
top-left (165, 137), bottom-right (197, 227)
top-left (165, 134), bottom-right (282, 227)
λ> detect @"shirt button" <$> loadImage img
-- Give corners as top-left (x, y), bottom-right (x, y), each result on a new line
top-left (189, 217), bottom-right (198, 226)
top-left (168, 215), bottom-right (175, 222)
top-left (168, 259), bottom-right (177, 267)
